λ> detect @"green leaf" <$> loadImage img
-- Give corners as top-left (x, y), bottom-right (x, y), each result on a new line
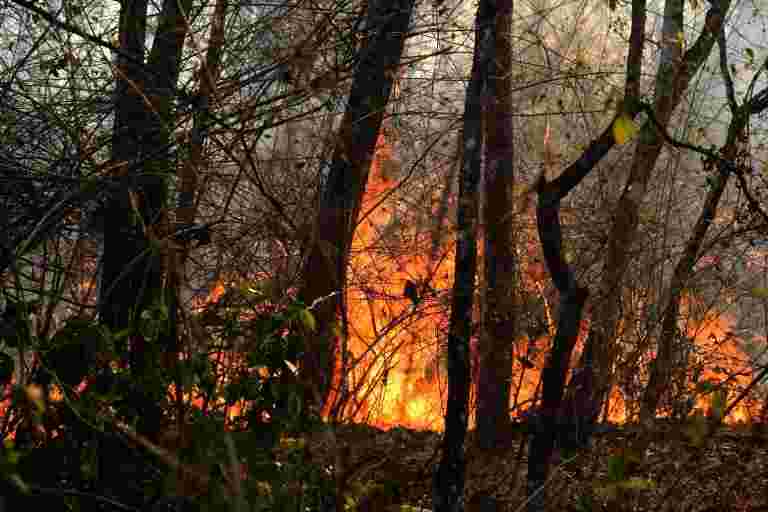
top-left (683, 411), bottom-right (708, 447)
top-left (618, 477), bottom-right (655, 490)
top-left (594, 483), bottom-right (619, 501)
top-left (612, 114), bottom-right (638, 145)
top-left (298, 308), bottom-right (316, 332)
top-left (711, 388), bottom-right (727, 421)
top-left (607, 453), bottom-right (626, 482)
top-left (113, 328), bottom-right (133, 341)
top-left (745, 48), bottom-right (755, 67)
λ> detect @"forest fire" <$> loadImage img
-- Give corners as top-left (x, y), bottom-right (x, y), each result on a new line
top-left (320, 131), bottom-right (764, 431)
top-left (1, 135), bottom-right (761, 446)
top-left (331, 130), bottom-right (455, 431)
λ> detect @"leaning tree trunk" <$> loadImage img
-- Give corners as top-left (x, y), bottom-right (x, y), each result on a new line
top-left (640, 44), bottom-right (768, 422)
top-left (640, 131), bottom-right (743, 424)
top-left (525, 153), bottom-right (595, 512)
top-left (298, 0), bottom-right (415, 409)
top-left (432, 0), bottom-right (494, 509)
top-left (576, 0), bottom-right (730, 429)
top-left (475, 0), bottom-right (517, 452)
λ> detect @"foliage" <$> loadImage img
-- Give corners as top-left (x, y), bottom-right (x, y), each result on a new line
top-left (0, 287), bottom-right (340, 511)
top-left (0, 0), bottom-right (768, 510)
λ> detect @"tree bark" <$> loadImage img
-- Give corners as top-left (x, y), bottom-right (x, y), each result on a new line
top-left (476, 0), bottom-right (516, 451)
top-left (525, 174), bottom-right (590, 512)
top-left (96, 0), bottom-right (193, 504)
top-left (640, 49), bottom-right (768, 421)
top-left (100, 0), bottom-right (193, 370)
top-left (432, 2), bottom-right (491, 510)
top-left (298, 0), bottom-right (415, 409)
top-left (573, 0), bottom-right (730, 432)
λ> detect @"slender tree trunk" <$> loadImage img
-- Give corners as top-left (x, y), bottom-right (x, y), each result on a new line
top-left (298, 0), bottom-right (415, 409)
top-left (574, 0), bottom-right (730, 431)
top-left (432, 0), bottom-right (493, 508)
top-left (476, 0), bottom-right (516, 451)
top-left (525, 173), bottom-right (590, 512)
top-left (640, 52), bottom-right (768, 420)
top-left (168, 0), bottom-right (228, 464)
top-left (640, 146), bottom-right (738, 423)
top-left (101, 0), bottom-right (192, 372)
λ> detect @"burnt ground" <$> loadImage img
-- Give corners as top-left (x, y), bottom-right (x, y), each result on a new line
top-left (300, 422), bottom-right (768, 511)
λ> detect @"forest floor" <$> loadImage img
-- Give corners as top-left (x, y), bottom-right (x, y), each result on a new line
top-left (300, 421), bottom-right (768, 511)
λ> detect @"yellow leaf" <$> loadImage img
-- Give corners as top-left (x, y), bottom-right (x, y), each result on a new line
top-left (750, 287), bottom-right (768, 299)
top-left (612, 114), bottom-right (638, 145)
top-left (299, 308), bottom-right (316, 332)
top-left (711, 388), bottom-right (727, 421)
top-left (676, 31), bottom-right (685, 50)
top-left (619, 477), bottom-right (656, 490)
top-left (594, 483), bottom-right (619, 501)
top-left (255, 480), bottom-right (272, 496)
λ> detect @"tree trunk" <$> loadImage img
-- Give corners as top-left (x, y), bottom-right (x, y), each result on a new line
top-left (525, 174), bottom-right (590, 512)
top-left (572, 0), bottom-right (729, 433)
top-left (97, 0), bottom-right (192, 503)
top-left (298, 0), bottom-right (415, 410)
top-left (640, 58), bottom-right (768, 420)
top-left (98, 0), bottom-right (150, 335)
top-left (476, 0), bottom-right (516, 451)
top-left (431, 0), bottom-right (493, 508)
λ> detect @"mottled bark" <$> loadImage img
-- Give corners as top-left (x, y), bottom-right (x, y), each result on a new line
top-left (476, 0), bottom-right (516, 451)
top-left (432, 0), bottom-right (493, 509)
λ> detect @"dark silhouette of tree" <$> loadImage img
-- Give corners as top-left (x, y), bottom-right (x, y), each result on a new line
top-left (298, 0), bottom-right (416, 408)
top-left (475, 0), bottom-right (516, 451)
top-left (432, 0), bottom-right (495, 509)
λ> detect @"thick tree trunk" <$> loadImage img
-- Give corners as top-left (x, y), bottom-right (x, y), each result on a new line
top-left (298, 0), bottom-right (415, 409)
top-left (101, 0), bottom-right (192, 365)
top-left (476, 0), bottom-right (516, 451)
top-left (432, 0), bottom-right (494, 509)
top-left (96, 0), bottom-right (193, 506)
top-left (98, 0), bottom-right (150, 334)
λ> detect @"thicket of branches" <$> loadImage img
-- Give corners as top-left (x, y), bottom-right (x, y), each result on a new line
top-left (1, 0), bottom-right (768, 510)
